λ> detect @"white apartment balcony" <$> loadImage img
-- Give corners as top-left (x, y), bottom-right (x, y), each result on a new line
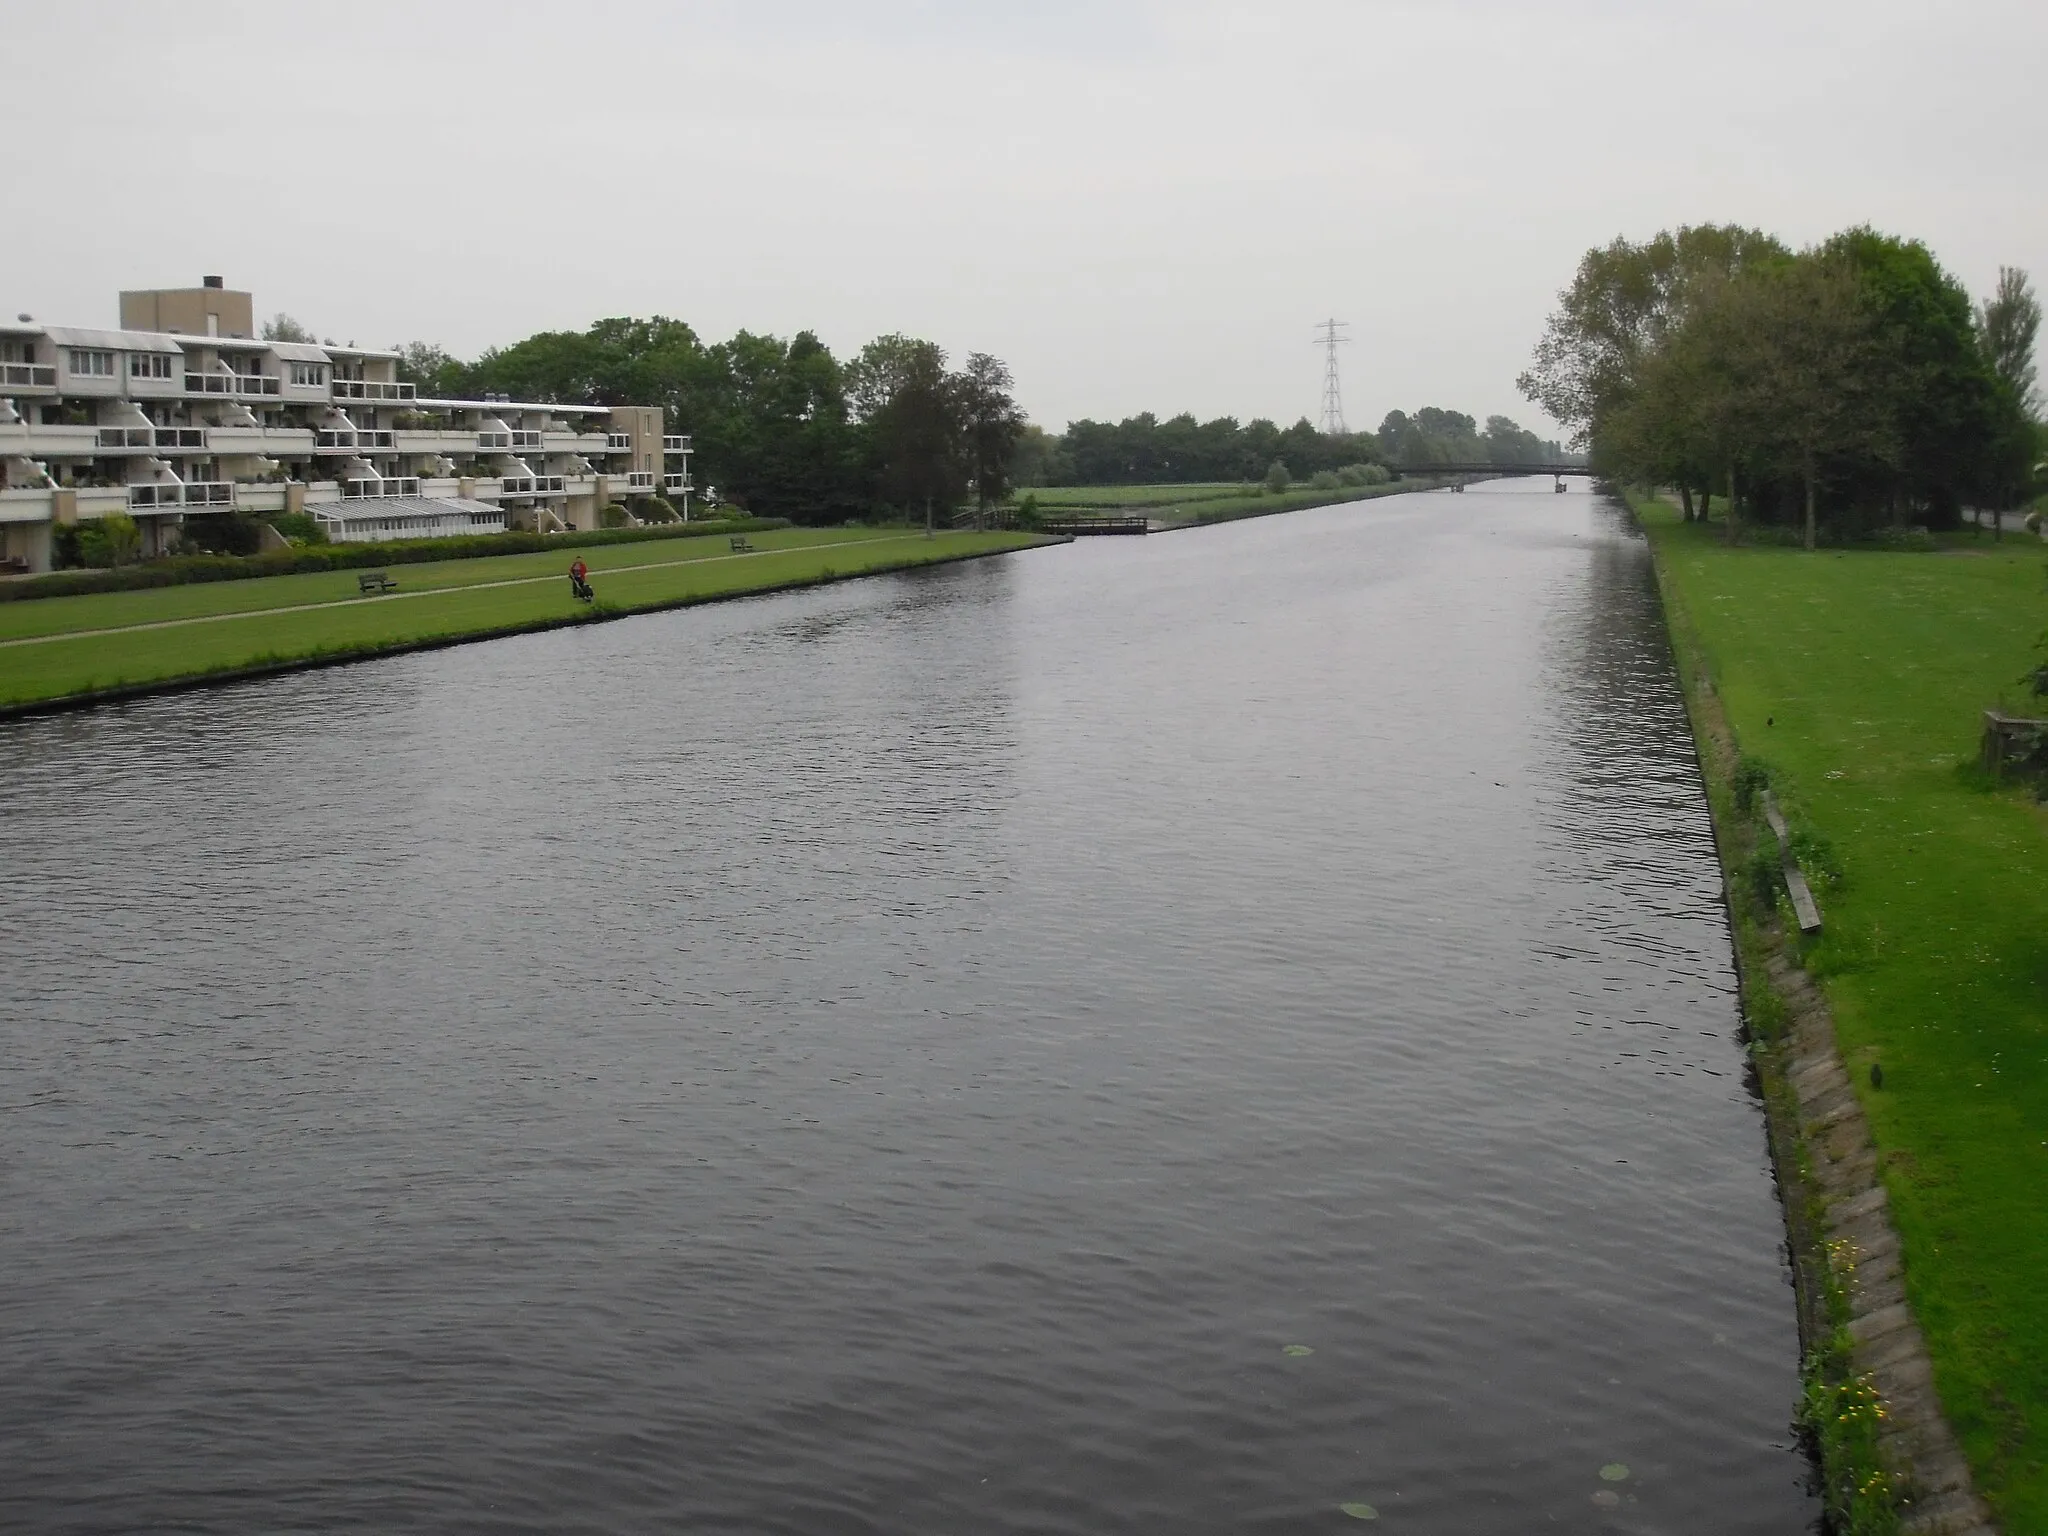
top-left (186, 371), bottom-right (282, 398)
top-left (127, 481), bottom-right (229, 509)
top-left (1, 362), bottom-right (57, 392)
top-left (664, 473), bottom-right (691, 493)
top-left (314, 429), bottom-right (357, 450)
top-left (508, 430), bottom-right (544, 451)
top-left (356, 429), bottom-right (396, 450)
top-left (663, 435), bottom-right (690, 453)
top-left (234, 483), bottom-right (288, 514)
top-left (498, 475), bottom-right (567, 497)
top-left (3, 422), bottom-right (97, 457)
top-left (206, 425), bottom-right (315, 456)
top-left (605, 433), bottom-right (631, 451)
top-left (394, 429), bottom-right (477, 455)
top-left (345, 477), bottom-right (423, 498)
top-left (621, 470), bottom-right (655, 491)
top-left (477, 431), bottom-right (512, 450)
top-left (541, 430), bottom-right (586, 453)
top-left (331, 379), bottom-right (417, 402)
top-left (573, 431), bottom-right (608, 452)
top-left (96, 427), bottom-right (155, 450)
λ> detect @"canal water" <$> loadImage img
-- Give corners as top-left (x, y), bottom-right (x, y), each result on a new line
top-left (0, 483), bottom-right (1815, 1532)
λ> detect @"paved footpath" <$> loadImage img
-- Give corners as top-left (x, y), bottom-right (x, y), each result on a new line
top-left (0, 534), bottom-right (926, 650)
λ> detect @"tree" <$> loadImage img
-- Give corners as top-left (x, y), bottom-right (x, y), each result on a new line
top-left (1978, 267), bottom-right (2040, 416)
top-left (394, 342), bottom-right (469, 398)
top-left (1723, 259), bottom-right (1898, 549)
top-left (262, 313), bottom-right (314, 343)
top-left (957, 353), bottom-right (1025, 527)
top-left (868, 340), bottom-right (964, 534)
top-left (1264, 459), bottom-right (1291, 493)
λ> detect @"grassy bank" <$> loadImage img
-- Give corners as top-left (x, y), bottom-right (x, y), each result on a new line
top-left (1153, 479), bottom-right (1425, 529)
top-left (1022, 483), bottom-right (1250, 508)
top-left (0, 527), bottom-right (1054, 714)
top-left (1636, 494), bottom-right (2048, 1530)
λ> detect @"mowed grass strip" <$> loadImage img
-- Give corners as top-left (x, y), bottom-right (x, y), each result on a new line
top-left (0, 530), bottom-right (1050, 708)
top-left (1639, 498), bottom-right (2048, 1529)
top-left (0, 526), bottom-right (922, 643)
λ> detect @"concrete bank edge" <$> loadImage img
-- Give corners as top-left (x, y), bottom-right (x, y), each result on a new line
top-left (0, 538), bottom-right (1063, 724)
top-left (1635, 498), bottom-right (1997, 1535)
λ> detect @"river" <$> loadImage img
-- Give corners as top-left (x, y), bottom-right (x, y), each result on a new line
top-left (0, 482), bottom-right (1815, 1532)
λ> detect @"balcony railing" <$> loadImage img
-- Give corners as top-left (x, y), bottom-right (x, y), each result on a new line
top-left (625, 470), bottom-right (655, 489)
top-left (155, 427), bottom-right (205, 449)
top-left (314, 430), bottom-right (355, 450)
top-left (125, 481), bottom-right (229, 508)
top-left (356, 429), bottom-right (396, 450)
top-left (1, 362), bottom-right (57, 389)
top-left (331, 379), bottom-right (417, 402)
top-left (508, 430), bottom-right (543, 450)
top-left (663, 435), bottom-right (690, 452)
top-left (343, 477), bottom-right (422, 498)
top-left (186, 372), bottom-right (281, 397)
top-left (498, 475), bottom-right (566, 496)
top-left (605, 433), bottom-right (631, 451)
top-left (664, 473), bottom-right (692, 492)
top-left (477, 431), bottom-right (511, 450)
top-left (97, 427), bottom-right (154, 449)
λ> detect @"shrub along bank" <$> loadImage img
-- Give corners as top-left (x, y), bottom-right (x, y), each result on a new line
top-left (1636, 492), bottom-right (2048, 1531)
top-left (3, 517), bottom-right (789, 603)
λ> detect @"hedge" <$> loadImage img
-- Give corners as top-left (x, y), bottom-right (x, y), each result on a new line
top-left (3, 517), bottom-right (791, 603)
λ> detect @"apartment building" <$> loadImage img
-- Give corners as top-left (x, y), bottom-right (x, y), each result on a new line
top-left (0, 278), bottom-right (694, 573)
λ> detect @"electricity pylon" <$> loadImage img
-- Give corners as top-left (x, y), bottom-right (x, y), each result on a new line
top-left (1313, 319), bottom-right (1350, 435)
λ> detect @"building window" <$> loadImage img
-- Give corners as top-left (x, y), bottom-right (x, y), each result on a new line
top-left (128, 353), bottom-right (174, 380)
top-left (68, 349), bottom-right (115, 377)
top-left (291, 362), bottom-right (326, 388)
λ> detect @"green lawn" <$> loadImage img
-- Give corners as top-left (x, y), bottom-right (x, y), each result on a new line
top-left (0, 528), bottom-right (1052, 710)
top-left (1640, 499), bottom-right (2048, 1529)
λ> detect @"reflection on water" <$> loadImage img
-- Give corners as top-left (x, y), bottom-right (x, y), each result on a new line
top-left (0, 484), bottom-right (1814, 1533)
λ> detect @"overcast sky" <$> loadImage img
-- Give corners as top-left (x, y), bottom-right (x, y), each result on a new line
top-left (5, 0), bottom-right (2042, 436)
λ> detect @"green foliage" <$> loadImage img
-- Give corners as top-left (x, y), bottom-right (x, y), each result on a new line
top-left (1264, 459), bottom-right (1292, 494)
top-left (1530, 223), bottom-right (2028, 534)
top-left (74, 512), bottom-right (141, 568)
top-left (1014, 492), bottom-right (1042, 530)
top-left (1732, 755), bottom-right (1772, 813)
top-left (1060, 412), bottom-right (1383, 485)
top-left (1309, 469), bottom-right (1341, 491)
top-left (1799, 1328), bottom-right (1903, 1535)
top-left (267, 513), bottom-right (329, 546)
top-left (598, 503), bottom-right (633, 529)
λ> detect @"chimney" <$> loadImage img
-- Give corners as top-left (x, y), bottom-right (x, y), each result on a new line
top-left (202, 275), bottom-right (224, 289)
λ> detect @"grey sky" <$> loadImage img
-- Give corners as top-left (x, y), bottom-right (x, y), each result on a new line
top-left (5, 0), bottom-right (2042, 436)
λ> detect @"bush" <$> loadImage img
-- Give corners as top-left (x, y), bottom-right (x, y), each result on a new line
top-left (1264, 459), bottom-right (1292, 494)
top-left (267, 513), bottom-right (329, 546)
top-left (1340, 462), bottom-right (1391, 486)
top-left (1733, 755), bottom-right (1772, 814)
top-left (75, 511), bottom-right (142, 568)
top-left (1309, 469), bottom-right (1341, 491)
top-left (640, 494), bottom-right (678, 523)
top-left (1014, 492), bottom-right (1042, 530)
top-left (599, 503), bottom-right (633, 529)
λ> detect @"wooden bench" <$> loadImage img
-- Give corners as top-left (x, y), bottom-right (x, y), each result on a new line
top-left (357, 570), bottom-right (397, 594)
top-left (729, 536), bottom-right (755, 553)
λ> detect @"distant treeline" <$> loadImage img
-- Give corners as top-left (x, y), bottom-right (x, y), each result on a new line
top-left (1521, 223), bottom-right (2043, 540)
top-left (1017, 409), bottom-right (1571, 487)
top-left (387, 317), bottom-right (1573, 524)
top-left (396, 323), bottom-right (1023, 526)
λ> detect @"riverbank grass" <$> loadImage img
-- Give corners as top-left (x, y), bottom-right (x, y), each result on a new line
top-left (1638, 496), bottom-right (2048, 1529)
top-left (0, 527), bottom-right (1053, 712)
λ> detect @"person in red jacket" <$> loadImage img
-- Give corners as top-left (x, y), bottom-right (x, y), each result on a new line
top-left (568, 556), bottom-right (592, 601)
